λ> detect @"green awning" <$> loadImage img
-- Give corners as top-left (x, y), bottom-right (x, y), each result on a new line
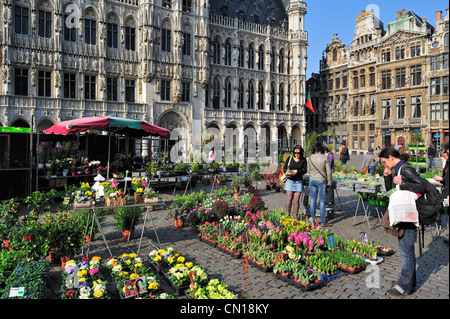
top-left (108, 117), bottom-right (142, 130)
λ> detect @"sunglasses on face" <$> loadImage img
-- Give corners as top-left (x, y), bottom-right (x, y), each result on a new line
top-left (294, 152), bottom-right (300, 154)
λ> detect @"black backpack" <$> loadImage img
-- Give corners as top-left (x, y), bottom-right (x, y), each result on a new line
top-left (416, 179), bottom-right (444, 226)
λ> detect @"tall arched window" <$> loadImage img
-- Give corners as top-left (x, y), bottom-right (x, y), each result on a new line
top-left (270, 83), bottom-right (276, 110)
top-left (258, 45), bottom-right (265, 70)
top-left (248, 80), bottom-right (255, 109)
top-left (238, 42), bottom-right (245, 67)
top-left (278, 49), bottom-right (285, 73)
top-left (161, 19), bottom-right (172, 52)
top-left (84, 8), bottom-right (97, 45)
top-left (107, 13), bottom-right (119, 48)
top-left (224, 39), bottom-right (232, 66)
top-left (238, 79), bottom-right (244, 109)
top-left (125, 17), bottom-right (136, 51)
top-left (258, 81), bottom-right (264, 110)
top-left (270, 47), bottom-right (276, 72)
top-left (248, 43), bottom-right (255, 69)
top-left (224, 78), bottom-right (232, 108)
top-left (212, 36), bottom-right (221, 64)
top-left (279, 84), bottom-right (284, 111)
top-left (213, 77), bottom-right (220, 109)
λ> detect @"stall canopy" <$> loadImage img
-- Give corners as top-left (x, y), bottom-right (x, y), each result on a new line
top-left (43, 116), bottom-right (170, 178)
top-left (43, 116), bottom-right (170, 138)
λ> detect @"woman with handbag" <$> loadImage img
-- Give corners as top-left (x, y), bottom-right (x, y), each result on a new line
top-left (379, 147), bottom-right (428, 297)
top-left (307, 143), bottom-right (332, 226)
top-left (361, 147), bottom-right (378, 175)
top-left (283, 145), bottom-right (307, 218)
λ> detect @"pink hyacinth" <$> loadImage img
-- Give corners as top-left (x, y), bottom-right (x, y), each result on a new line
top-left (89, 268), bottom-right (99, 276)
top-left (142, 181), bottom-right (147, 188)
top-left (245, 211), bottom-right (253, 218)
top-left (256, 211), bottom-right (261, 219)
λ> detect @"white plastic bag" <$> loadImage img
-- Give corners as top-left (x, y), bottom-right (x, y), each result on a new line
top-left (387, 165), bottom-right (419, 227)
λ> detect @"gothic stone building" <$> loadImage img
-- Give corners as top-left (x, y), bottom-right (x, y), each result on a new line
top-left (0, 0), bottom-right (308, 160)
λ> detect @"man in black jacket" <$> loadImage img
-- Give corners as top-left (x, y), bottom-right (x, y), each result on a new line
top-left (427, 144), bottom-right (436, 170)
top-left (380, 147), bottom-right (428, 297)
top-left (339, 141), bottom-right (350, 165)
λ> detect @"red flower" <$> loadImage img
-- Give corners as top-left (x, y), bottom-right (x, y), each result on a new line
top-left (24, 235), bottom-right (31, 241)
top-left (65, 290), bottom-right (75, 297)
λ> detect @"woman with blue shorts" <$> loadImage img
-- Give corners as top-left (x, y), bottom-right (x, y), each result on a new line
top-left (284, 145), bottom-right (307, 218)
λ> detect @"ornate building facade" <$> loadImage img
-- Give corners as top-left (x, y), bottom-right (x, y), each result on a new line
top-left (0, 0), bottom-right (308, 160)
top-left (317, 8), bottom-right (449, 154)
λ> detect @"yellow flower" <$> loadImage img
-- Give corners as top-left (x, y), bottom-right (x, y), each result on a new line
top-left (134, 263), bottom-right (143, 268)
top-left (79, 277), bottom-right (86, 283)
top-left (185, 262), bottom-right (193, 268)
top-left (93, 290), bottom-right (103, 298)
top-left (77, 270), bottom-right (87, 277)
top-left (125, 259), bottom-right (131, 265)
top-left (148, 282), bottom-right (159, 290)
top-left (174, 263), bottom-right (184, 269)
top-left (177, 256), bottom-right (185, 263)
top-left (129, 253), bottom-right (138, 258)
top-left (154, 255), bottom-right (162, 261)
top-left (167, 257), bottom-right (174, 264)
top-left (130, 273), bottom-right (139, 280)
top-left (92, 256), bottom-right (101, 262)
top-left (136, 188), bottom-right (143, 193)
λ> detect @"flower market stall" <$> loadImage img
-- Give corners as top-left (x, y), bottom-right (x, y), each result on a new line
top-left (41, 116), bottom-right (170, 183)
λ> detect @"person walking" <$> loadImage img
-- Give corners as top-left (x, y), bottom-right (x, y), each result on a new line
top-left (283, 145), bottom-right (307, 218)
top-left (427, 143), bottom-right (436, 170)
top-left (339, 141), bottom-right (350, 165)
top-left (380, 147), bottom-right (428, 297)
top-left (307, 143), bottom-right (332, 227)
top-left (361, 147), bottom-right (378, 175)
top-left (324, 147), bottom-right (335, 206)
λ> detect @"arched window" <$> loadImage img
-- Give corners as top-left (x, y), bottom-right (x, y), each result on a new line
top-left (333, 48), bottom-right (337, 61)
top-left (248, 80), bottom-right (255, 109)
top-left (271, 47), bottom-right (276, 72)
top-left (212, 77), bottom-right (220, 109)
top-left (258, 45), bottom-right (265, 70)
top-left (224, 78), bottom-right (232, 108)
top-left (278, 49), bottom-right (285, 73)
top-left (279, 84), bottom-right (284, 111)
top-left (125, 17), bottom-right (136, 51)
top-left (270, 83), bottom-right (276, 110)
top-left (38, 0), bottom-right (52, 38)
top-left (212, 36), bottom-right (221, 64)
top-left (107, 13), bottom-right (119, 49)
top-left (248, 43), bottom-right (255, 69)
top-left (238, 42), bottom-right (245, 67)
top-left (161, 19), bottom-right (172, 52)
top-left (238, 79), bottom-right (244, 109)
top-left (258, 81), bottom-right (264, 110)
top-left (224, 39), bottom-right (232, 66)
top-left (14, 0), bottom-right (30, 35)
top-left (84, 8), bottom-right (97, 45)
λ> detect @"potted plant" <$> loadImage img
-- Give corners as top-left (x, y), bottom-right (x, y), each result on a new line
top-left (73, 182), bottom-right (95, 208)
top-left (231, 175), bottom-right (243, 199)
top-left (103, 180), bottom-right (127, 206)
top-left (44, 212), bottom-right (85, 268)
top-left (216, 175), bottom-right (227, 185)
top-left (23, 189), bottom-right (57, 220)
top-left (143, 187), bottom-right (163, 204)
top-left (0, 199), bottom-right (21, 248)
top-left (113, 206), bottom-right (145, 241)
top-left (131, 177), bottom-right (148, 203)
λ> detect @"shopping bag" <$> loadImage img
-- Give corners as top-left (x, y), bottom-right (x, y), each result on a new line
top-left (387, 165), bottom-right (419, 227)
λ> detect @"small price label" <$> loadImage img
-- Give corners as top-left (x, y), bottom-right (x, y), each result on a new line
top-left (9, 287), bottom-right (25, 298)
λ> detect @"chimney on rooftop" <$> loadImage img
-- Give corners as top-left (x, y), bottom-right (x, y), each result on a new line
top-left (436, 10), bottom-right (442, 21)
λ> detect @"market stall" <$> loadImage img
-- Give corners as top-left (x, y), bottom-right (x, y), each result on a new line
top-left (42, 116), bottom-right (170, 180)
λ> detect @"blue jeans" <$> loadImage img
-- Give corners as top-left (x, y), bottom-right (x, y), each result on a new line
top-left (396, 228), bottom-right (417, 294)
top-left (368, 166), bottom-right (376, 175)
top-left (309, 180), bottom-right (327, 225)
top-left (427, 157), bottom-right (435, 170)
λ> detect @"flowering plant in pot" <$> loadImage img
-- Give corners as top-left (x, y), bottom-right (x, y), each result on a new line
top-left (44, 212), bottom-right (85, 266)
top-left (0, 198), bottom-right (21, 246)
top-left (61, 256), bottom-right (109, 299)
top-left (103, 180), bottom-right (127, 206)
top-left (142, 187), bottom-right (163, 203)
top-left (148, 247), bottom-right (183, 270)
top-left (131, 178), bottom-right (147, 203)
top-left (9, 218), bottom-right (50, 261)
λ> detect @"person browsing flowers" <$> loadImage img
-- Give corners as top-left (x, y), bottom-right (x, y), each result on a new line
top-left (283, 145), bottom-right (307, 218)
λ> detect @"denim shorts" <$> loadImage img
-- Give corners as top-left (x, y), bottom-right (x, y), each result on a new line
top-left (284, 179), bottom-right (304, 192)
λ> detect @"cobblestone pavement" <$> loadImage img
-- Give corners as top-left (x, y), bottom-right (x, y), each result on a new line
top-left (46, 184), bottom-right (449, 300)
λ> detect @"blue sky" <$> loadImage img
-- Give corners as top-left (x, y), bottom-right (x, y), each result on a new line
top-left (304, 0), bottom-right (449, 77)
